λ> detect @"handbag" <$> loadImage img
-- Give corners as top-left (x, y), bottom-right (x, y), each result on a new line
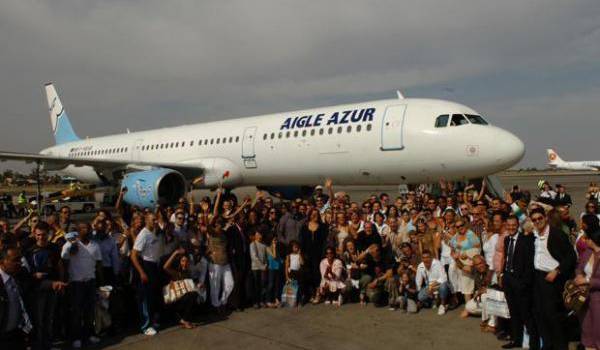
top-left (484, 288), bottom-right (510, 319)
top-left (163, 279), bottom-right (198, 304)
top-left (281, 279), bottom-right (299, 308)
top-left (563, 254), bottom-right (598, 313)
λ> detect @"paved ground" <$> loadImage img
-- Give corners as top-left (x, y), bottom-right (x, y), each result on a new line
top-left (102, 304), bottom-right (500, 350)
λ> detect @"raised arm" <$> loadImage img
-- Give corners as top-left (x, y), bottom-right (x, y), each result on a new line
top-left (223, 197), bottom-right (251, 220)
top-left (210, 188), bottom-right (223, 225)
top-left (12, 211), bottom-right (32, 235)
top-left (163, 248), bottom-right (185, 279)
top-left (476, 179), bottom-right (487, 201)
top-left (187, 190), bottom-right (195, 217)
top-left (325, 178), bottom-right (334, 204)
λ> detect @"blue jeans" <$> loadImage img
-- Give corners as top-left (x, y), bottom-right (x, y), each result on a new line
top-left (417, 282), bottom-right (450, 306)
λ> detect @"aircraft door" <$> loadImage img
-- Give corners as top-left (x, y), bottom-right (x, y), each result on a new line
top-left (242, 126), bottom-right (257, 168)
top-left (380, 105), bottom-right (407, 151)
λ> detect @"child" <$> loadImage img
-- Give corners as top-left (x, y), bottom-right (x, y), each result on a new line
top-left (398, 271), bottom-right (418, 313)
top-left (265, 235), bottom-right (284, 307)
top-left (249, 228), bottom-right (268, 308)
top-left (284, 241), bottom-right (304, 307)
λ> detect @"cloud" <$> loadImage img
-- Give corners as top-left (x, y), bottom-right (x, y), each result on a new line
top-left (0, 0), bottom-right (599, 171)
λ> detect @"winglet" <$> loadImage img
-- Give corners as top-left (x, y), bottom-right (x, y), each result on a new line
top-left (45, 83), bottom-right (80, 145)
top-left (396, 90), bottom-right (405, 99)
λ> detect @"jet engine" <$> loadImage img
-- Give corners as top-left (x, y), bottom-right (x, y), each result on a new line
top-left (121, 168), bottom-right (186, 208)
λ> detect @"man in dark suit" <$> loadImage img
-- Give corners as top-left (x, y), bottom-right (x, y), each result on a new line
top-left (501, 216), bottom-right (539, 350)
top-left (0, 246), bottom-right (31, 350)
top-left (530, 208), bottom-right (577, 350)
top-left (554, 185), bottom-right (572, 207)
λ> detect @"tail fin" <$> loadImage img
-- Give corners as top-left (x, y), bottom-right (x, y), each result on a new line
top-left (547, 149), bottom-right (565, 165)
top-left (45, 83), bottom-right (80, 145)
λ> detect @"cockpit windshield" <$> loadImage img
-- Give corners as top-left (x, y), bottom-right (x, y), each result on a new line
top-left (465, 114), bottom-right (488, 125)
top-left (450, 114), bottom-right (469, 126)
top-left (435, 113), bottom-right (489, 127)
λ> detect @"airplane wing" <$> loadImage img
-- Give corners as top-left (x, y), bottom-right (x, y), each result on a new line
top-left (0, 150), bottom-right (204, 179)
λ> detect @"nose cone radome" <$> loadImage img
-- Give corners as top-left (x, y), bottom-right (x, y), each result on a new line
top-left (494, 129), bottom-right (525, 169)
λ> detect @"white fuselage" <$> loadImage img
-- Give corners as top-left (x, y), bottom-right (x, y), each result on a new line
top-left (549, 161), bottom-right (600, 171)
top-left (40, 98), bottom-right (525, 187)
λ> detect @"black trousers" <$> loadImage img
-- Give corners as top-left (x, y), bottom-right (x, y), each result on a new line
top-left (32, 287), bottom-right (58, 350)
top-left (69, 279), bottom-right (96, 341)
top-left (533, 270), bottom-right (568, 350)
top-left (251, 270), bottom-right (267, 305)
top-left (503, 273), bottom-right (539, 350)
top-left (0, 329), bottom-right (26, 350)
top-left (267, 269), bottom-right (283, 303)
top-left (172, 292), bottom-right (197, 322)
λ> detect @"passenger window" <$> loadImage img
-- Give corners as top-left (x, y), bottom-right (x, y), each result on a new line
top-left (347, 125), bottom-right (352, 133)
top-left (271, 133), bottom-right (275, 139)
top-left (450, 114), bottom-right (469, 126)
top-left (190, 141), bottom-right (194, 146)
top-left (435, 115), bottom-right (449, 128)
top-left (263, 134), bottom-right (267, 140)
top-left (222, 137), bottom-right (226, 143)
top-left (229, 137), bottom-right (233, 143)
top-left (181, 141), bottom-right (185, 147)
top-left (236, 136), bottom-right (240, 142)
top-left (286, 131), bottom-right (290, 138)
top-left (210, 139), bottom-right (214, 145)
top-left (357, 125), bottom-right (362, 132)
top-left (278, 132), bottom-right (282, 139)
top-left (310, 129), bottom-right (315, 136)
top-left (328, 127), bottom-right (333, 135)
top-left (216, 138), bottom-right (220, 144)
top-left (302, 130), bottom-right (307, 137)
top-left (337, 126), bottom-right (342, 134)
top-left (366, 124), bottom-right (372, 131)
top-left (294, 130), bottom-right (299, 137)
top-left (319, 128), bottom-right (324, 135)
top-left (465, 114), bottom-right (488, 125)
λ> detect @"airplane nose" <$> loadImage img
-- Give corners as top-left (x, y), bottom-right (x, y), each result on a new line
top-left (494, 129), bottom-right (525, 168)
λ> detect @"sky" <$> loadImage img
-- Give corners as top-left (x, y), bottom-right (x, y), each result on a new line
top-left (1, 0), bottom-right (599, 172)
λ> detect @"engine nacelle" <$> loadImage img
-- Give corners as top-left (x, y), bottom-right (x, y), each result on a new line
top-left (121, 168), bottom-right (186, 208)
top-left (257, 186), bottom-right (315, 200)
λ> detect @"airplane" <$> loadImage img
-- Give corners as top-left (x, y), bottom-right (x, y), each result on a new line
top-left (546, 149), bottom-right (600, 171)
top-left (0, 83), bottom-right (525, 208)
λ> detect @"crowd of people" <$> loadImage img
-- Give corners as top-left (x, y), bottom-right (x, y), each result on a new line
top-left (0, 178), bottom-right (599, 350)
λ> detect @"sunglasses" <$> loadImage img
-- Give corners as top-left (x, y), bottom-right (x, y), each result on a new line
top-left (455, 224), bottom-right (464, 228)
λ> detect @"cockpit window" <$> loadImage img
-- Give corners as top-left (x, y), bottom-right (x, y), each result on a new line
top-left (435, 114), bottom-right (449, 128)
top-left (465, 114), bottom-right (488, 125)
top-left (450, 114), bottom-right (469, 126)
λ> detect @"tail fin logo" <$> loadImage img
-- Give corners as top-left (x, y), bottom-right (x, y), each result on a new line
top-left (548, 152), bottom-right (557, 162)
top-left (49, 96), bottom-right (64, 133)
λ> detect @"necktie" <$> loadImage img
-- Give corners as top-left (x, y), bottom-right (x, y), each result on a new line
top-left (506, 237), bottom-right (515, 272)
top-left (7, 277), bottom-right (33, 334)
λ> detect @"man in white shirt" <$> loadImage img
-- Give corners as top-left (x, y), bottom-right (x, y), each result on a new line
top-left (415, 250), bottom-right (450, 315)
top-left (61, 223), bottom-right (103, 349)
top-left (131, 213), bottom-right (162, 336)
top-left (530, 208), bottom-right (576, 350)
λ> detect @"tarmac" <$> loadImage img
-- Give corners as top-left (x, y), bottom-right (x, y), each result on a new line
top-left (102, 304), bottom-right (500, 350)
